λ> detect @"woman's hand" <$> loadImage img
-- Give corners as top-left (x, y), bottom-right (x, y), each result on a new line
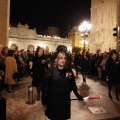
top-left (41, 60), bottom-right (46, 64)
top-left (116, 61), bottom-right (119, 65)
top-left (106, 76), bottom-right (109, 81)
top-left (83, 96), bottom-right (89, 102)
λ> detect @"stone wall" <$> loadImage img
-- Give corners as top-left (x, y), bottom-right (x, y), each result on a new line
top-left (90, 0), bottom-right (118, 53)
top-left (0, 0), bottom-right (10, 46)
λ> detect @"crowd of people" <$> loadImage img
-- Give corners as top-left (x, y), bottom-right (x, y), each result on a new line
top-left (0, 44), bottom-right (120, 119)
top-left (73, 49), bottom-right (120, 101)
top-left (74, 50), bottom-right (109, 82)
top-left (0, 44), bottom-right (34, 92)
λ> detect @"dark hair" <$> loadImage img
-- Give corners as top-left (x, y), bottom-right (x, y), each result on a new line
top-left (56, 45), bottom-right (67, 53)
top-left (108, 49), bottom-right (119, 61)
top-left (35, 46), bottom-right (44, 57)
top-left (8, 50), bottom-right (14, 57)
top-left (109, 49), bottom-right (117, 57)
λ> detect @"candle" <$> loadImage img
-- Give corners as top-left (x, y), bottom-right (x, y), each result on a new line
top-left (88, 96), bottom-right (101, 100)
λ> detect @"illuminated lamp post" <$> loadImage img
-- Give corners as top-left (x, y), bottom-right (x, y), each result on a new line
top-left (80, 39), bottom-right (88, 49)
top-left (78, 21), bottom-right (92, 51)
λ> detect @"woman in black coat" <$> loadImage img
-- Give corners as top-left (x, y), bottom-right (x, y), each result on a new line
top-left (80, 51), bottom-right (89, 84)
top-left (42, 51), bottom-right (86, 120)
top-left (106, 50), bottom-right (120, 100)
top-left (31, 46), bottom-right (48, 100)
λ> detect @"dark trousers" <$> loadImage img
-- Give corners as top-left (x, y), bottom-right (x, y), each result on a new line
top-left (0, 97), bottom-right (6, 120)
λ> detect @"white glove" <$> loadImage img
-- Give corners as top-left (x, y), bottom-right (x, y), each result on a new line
top-left (83, 96), bottom-right (89, 102)
top-left (106, 76), bottom-right (109, 81)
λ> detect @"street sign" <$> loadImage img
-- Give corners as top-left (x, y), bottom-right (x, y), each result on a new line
top-left (88, 107), bottom-right (108, 114)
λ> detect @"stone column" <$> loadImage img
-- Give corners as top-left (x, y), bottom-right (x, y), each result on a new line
top-left (117, 0), bottom-right (120, 58)
top-left (117, 0), bottom-right (120, 26)
top-left (0, 0), bottom-right (10, 46)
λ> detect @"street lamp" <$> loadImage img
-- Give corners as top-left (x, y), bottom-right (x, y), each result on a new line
top-left (80, 40), bottom-right (88, 46)
top-left (78, 21), bottom-right (92, 51)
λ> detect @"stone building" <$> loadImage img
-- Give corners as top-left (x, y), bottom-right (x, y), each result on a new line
top-left (9, 23), bottom-right (72, 53)
top-left (1, 0), bottom-right (120, 54)
top-left (89, 0), bottom-right (120, 53)
top-left (68, 26), bottom-right (90, 50)
top-left (0, 0), bottom-right (10, 46)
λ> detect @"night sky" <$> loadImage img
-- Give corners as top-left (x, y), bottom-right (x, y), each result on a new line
top-left (10, 0), bottom-right (91, 36)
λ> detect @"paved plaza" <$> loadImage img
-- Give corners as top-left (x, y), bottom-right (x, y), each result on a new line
top-left (1, 71), bottom-right (120, 120)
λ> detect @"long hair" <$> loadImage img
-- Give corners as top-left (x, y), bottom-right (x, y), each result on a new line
top-left (54, 51), bottom-right (67, 67)
top-left (35, 46), bottom-right (44, 57)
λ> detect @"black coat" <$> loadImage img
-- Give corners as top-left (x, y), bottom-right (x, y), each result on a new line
top-left (42, 66), bottom-right (83, 120)
top-left (106, 58), bottom-right (120, 84)
top-left (74, 54), bottom-right (81, 68)
top-left (80, 57), bottom-right (89, 72)
top-left (32, 56), bottom-right (48, 87)
top-left (14, 54), bottom-right (21, 69)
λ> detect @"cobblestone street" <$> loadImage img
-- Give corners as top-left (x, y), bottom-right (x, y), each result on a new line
top-left (1, 72), bottom-right (120, 120)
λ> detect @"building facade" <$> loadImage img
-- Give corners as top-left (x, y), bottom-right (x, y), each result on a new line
top-left (0, 0), bottom-right (10, 46)
top-left (9, 23), bottom-right (72, 53)
top-left (68, 26), bottom-right (90, 50)
top-left (90, 0), bottom-right (120, 53)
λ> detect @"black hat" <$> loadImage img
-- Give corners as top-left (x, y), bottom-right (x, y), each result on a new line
top-left (56, 45), bottom-right (67, 53)
top-left (109, 49), bottom-right (117, 56)
top-left (52, 45), bottom-right (67, 63)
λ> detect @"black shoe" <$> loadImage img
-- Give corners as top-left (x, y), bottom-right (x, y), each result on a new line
top-left (116, 95), bottom-right (119, 101)
top-left (37, 96), bottom-right (40, 100)
top-left (109, 93), bottom-right (112, 99)
top-left (76, 74), bottom-right (78, 76)
top-left (83, 78), bottom-right (86, 82)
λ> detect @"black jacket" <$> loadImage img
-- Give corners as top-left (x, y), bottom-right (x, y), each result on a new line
top-left (106, 58), bottom-right (120, 84)
top-left (80, 57), bottom-right (89, 72)
top-left (32, 56), bottom-right (48, 87)
top-left (42, 66), bottom-right (83, 120)
top-left (74, 54), bottom-right (81, 68)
